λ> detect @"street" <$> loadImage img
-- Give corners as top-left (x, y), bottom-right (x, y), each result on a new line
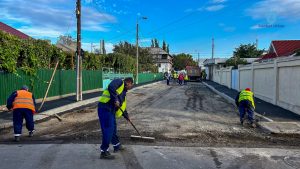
top-left (1, 82), bottom-right (300, 169)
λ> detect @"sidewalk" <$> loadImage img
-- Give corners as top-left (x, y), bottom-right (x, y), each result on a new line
top-left (203, 80), bottom-right (300, 134)
top-left (0, 80), bottom-right (163, 129)
top-left (204, 80), bottom-right (300, 122)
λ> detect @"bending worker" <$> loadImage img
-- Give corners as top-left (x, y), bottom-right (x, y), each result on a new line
top-left (6, 85), bottom-right (36, 142)
top-left (98, 77), bottom-right (134, 159)
top-left (235, 88), bottom-right (256, 127)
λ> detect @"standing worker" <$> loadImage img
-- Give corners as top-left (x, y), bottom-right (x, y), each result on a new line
top-left (184, 73), bottom-right (188, 85)
top-left (235, 88), bottom-right (256, 127)
top-left (6, 85), bottom-right (36, 142)
top-left (165, 72), bottom-right (171, 85)
top-left (98, 77), bottom-right (134, 159)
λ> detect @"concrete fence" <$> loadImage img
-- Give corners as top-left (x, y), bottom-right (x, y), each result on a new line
top-left (213, 66), bottom-right (233, 89)
top-left (210, 57), bottom-right (300, 115)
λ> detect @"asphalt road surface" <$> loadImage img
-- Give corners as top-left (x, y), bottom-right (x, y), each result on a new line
top-left (1, 82), bottom-right (300, 169)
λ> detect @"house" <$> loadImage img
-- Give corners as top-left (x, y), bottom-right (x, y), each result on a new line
top-left (203, 58), bottom-right (227, 80)
top-left (259, 40), bottom-right (300, 61)
top-left (148, 47), bottom-right (173, 73)
top-left (0, 22), bottom-right (30, 39)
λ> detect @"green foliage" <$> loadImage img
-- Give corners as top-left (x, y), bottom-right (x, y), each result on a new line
top-left (172, 53), bottom-right (197, 70)
top-left (162, 40), bottom-right (166, 51)
top-left (225, 57), bottom-right (247, 68)
top-left (234, 44), bottom-right (264, 58)
top-left (0, 30), bottom-right (67, 75)
top-left (112, 41), bottom-right (157, 73)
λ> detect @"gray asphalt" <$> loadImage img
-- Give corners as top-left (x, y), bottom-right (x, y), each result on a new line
top-left (205, 80), bottom-right (300, 122)
top-left (0, 144), bottom-right (299, 169)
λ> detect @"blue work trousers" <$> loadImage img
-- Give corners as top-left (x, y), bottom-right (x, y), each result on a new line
top-left (13, 108), bottom-right (34, 136)
top-left (98, 103), bottom-right (120, 152)
top-left (239, 100), bottom-right (254, 123)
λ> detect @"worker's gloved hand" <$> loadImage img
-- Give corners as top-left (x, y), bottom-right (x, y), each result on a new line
top-left (114, 101), bottom-right (120, 108)
top-left (122, 110), bottom-right (130, 121)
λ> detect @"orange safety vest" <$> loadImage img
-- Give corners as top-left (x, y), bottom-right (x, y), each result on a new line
top-left (13, 90), bottom-right (35, 113)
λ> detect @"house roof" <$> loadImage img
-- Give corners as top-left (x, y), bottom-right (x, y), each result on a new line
top-left (259, 40), bottom-right (300, 61)
top-left (148, 47), bottom-right (169, 55)
top-left (272, 40), bottom-right (300, 57)
top-left (257, 53), bottom-right (277, 61)
top-left (0, 22), bottom-right (30, 39)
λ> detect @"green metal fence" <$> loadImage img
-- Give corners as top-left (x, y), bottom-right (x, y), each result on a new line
top-left (0, 69), bottom-right (102, 105)
top-left (138, 73), bottom-right (164, 84)
top-left (0, 70), bottom-right (163, 105)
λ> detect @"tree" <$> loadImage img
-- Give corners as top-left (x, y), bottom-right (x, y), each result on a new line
top-left (166, 44), bottom-right (169, 53)
top-left (151, 39), bottom-right (154, 47)
top-left (112, 41), bottom-right (157, 73)
top-left (234, 44), bottom-right (264, 58)
top-left (162, 40), bottom-right (166, 51)
top-left (172, 53), bottom-right (197, 70)
top-left (57, 35), bottom-right (75, 46)
top-left (224, 57), bottom-right (247, 68)
top-left (154, 39), bottom-right (159, 48)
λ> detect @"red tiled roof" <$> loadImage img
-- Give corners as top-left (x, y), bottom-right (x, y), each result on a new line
top-left (259, 40), bottom-right (300, 61)
top-left (272, 40), bottom-right (300, 57)
top-left (0, 22), bottom-right (30, 39)
top-left (257, 53), bottom-right (277, 61)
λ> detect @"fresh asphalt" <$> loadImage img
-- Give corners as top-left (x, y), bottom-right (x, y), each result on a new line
top-left (205, 80), bottom-right (300, 122)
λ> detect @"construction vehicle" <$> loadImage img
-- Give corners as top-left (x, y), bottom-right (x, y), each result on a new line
top-left (186, 66), bottom-right (202, 81)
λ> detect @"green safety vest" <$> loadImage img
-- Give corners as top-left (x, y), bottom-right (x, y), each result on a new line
top-left (99, 82), bottom-right (126, 118)
top-left (238, 90), bottom-right (255, 108)
top-left (184, 75), bottom-right (188, 80)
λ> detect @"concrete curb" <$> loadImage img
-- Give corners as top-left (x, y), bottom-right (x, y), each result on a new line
top-left (202, 82), bottom-right (273, 122)
top-left (0, 80), bottom-right (163, 130)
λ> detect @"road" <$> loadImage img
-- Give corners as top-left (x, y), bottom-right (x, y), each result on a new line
top-left (1, 82), bottom-right (300, 169)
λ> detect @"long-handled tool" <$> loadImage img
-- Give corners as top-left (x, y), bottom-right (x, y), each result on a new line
top-left (119, 109), bottom-right (155, 142)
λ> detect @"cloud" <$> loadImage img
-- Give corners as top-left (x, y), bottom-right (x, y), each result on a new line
top-left (218, 23), bottom-right (236, 32)
top-left (211, 0), bottom-right (227, 3)
top-left (205, 5), bottom-right (225, 11)
top-left (184, 8), bottom-right (194, 13)
top-left (140, 38), bottom-right (151, 43)
top-left (0, 0), bottom-right (116, 39)
top-left (250, 25), bottom-right (262, 30)
top-left (246, 0), bottom-right (300, 23)
top-left (82, 42), bottom-right (114, 53)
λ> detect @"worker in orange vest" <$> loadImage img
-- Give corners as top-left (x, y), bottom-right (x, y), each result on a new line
top-left (6, 85), bottom-right (36, 142)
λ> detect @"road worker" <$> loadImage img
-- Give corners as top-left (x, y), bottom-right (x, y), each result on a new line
top-left (235, 88), bottom-right (256, 127)
top-left (184, 74), bottom-right (188, 85)
top-left (6, 85), bottom-right (36, 142)
top-left (98, 77), bottom-right (134, 159)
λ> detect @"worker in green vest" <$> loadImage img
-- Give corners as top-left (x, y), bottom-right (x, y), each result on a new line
top-left (235, 88), bottom-right (256, 127)
top-left (98, 77), bottom-right (134, 159)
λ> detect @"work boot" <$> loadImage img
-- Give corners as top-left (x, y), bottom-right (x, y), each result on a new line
top-left (14, 136), bottom-right (20, 142)
top-left (113, 145), bottom-right (125, 153)
top-left (29, 130), bottom-right (35, 137)
top-left (251, 123), bottom-right (257, 128)
top-left (240, 121), bottom-right (244, 126)
top-left (100, 151), bottom-right (115, 160)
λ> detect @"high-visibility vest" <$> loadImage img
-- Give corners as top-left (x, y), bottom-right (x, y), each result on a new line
top-left (238, 90), bottom-right (255, 108)
top-left (13, 90), bottom-right (35, 113)
top-left (184, 75), bottom-right (188, 80)
top-left (99, 82), bottom-right (126, 118)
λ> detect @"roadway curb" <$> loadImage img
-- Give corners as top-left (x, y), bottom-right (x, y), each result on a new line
top-left (202, 82), bottom-right (273, 122)
top-left (0, 80), bottom-right (163, 130)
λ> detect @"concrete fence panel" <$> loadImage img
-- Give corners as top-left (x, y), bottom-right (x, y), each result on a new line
top-left (231, 69), bottom-right (239, 91)
top-left (239, 66), bottom-right (252, 91)
top-left (277, 58), bottom-right (300, 115)
top-left (253, 63), bottom-right (275, 103)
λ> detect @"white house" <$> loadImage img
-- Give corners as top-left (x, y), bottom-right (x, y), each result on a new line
top-left (148, 47), bottom-right (173, 73)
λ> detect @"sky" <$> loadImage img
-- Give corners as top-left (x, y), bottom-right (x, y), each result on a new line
top-left (1, 0), bottom-right (300, 59)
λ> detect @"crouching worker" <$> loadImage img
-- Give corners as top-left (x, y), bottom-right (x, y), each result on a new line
top-left (235, 88), bottom-right (256, 128)
top-left (6, 85), bottom-right (36, 142)
top-left (98, 77), bottom-right (134, 159)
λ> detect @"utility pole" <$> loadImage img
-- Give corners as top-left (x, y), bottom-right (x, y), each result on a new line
top-left (135, 16), bottom-right (147, 84)
top-left (91, 43), bottom-right (93, 53)
top-left (76, 0), bottom-right (82, 101)
top-left (198, 52), bottom-right (200, 67)
top-left (255, 38), bottom-right (258, 49)
top-left (136, 19), bottom-right (139, 84)
top-left (212, 37), bottom-right (214, 59)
